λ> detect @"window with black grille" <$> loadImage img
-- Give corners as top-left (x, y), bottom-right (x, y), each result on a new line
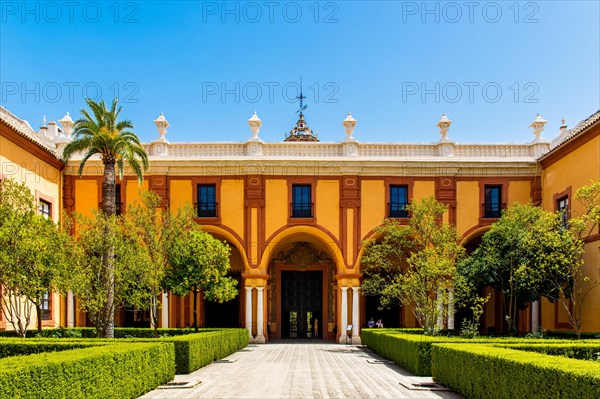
top-left (483, 185), bottom-right (502, 218)
top-left (197, 184), bottom-right (218, 217)
top-left (557, 196), bottom-right (569, 229)
top-left (39, 200), bottom-right (51, 220)
top-left (41, 291), bottom-right (51, 320)
top-left (388, 185), bottom-right (409, 218)
top-left (291, 185), bottom-right (312, 218)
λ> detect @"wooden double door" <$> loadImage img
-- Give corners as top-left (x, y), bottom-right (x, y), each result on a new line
top-left (281, 270), bottom-right (323, 339)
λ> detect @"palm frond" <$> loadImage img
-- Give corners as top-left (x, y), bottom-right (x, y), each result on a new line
top-left (78, 148), bottom-right (101, 176)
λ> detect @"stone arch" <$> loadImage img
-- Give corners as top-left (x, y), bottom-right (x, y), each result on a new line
top-left (461, 226), bottom-right (491, 257)
top-left (461, 225), bottom-right (491, 250)
top-left (198, 226), bottom-right (246, 329)
top-left (355, 228), bottom-right (408, 329)
top-left (260, 225), bottom-right (345, 274)
top-left (262, 226), bottom-right (343, 340)
top-left (202, 225), bottom-right (250, 272)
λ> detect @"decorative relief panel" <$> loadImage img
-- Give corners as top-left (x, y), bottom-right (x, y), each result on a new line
top-left (273, 242), bottom-right (331, 268)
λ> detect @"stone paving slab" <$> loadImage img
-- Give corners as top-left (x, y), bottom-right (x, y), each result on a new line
top-left (140, 342), bottom-right (462, 399)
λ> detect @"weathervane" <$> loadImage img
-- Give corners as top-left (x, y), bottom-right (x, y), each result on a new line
top-left (296, 76), bottom-right (307, 114)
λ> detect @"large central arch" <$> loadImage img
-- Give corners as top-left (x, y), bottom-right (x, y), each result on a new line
top-left (260, 226), bottom-right (344, 341)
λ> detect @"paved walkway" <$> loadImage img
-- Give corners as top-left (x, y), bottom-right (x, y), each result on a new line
top-left (140, 342), bottom-right (462, 399)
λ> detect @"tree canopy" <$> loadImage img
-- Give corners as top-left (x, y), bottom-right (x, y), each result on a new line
top-left (361, 197), bottom-right (464, 334)
top-left (123, 191), bottom-right (195, 334)
top-left (458, 202), bottom-right (583, 334)
top-left (0, 179), bottom-right (72, 336)
top-left (164, 229), bottom-right (238, 331)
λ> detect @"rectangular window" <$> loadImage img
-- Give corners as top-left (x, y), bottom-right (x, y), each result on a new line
top-left (484, 185), bottom-right (502, 218)
top-left (557, 196), bottom-right (569, 229)
top-left (115, 184), bottom-right (122, 216)
top-left (388, 185), bottom-right (409, 218)
top-left (197, 184), bottom-right (218, 217)
top-left (41, 292), bottom-right (51, 320)
top-left (291, 184), bottom-right (312, 218)
top-left (39, 200), bottom-right (51, 219)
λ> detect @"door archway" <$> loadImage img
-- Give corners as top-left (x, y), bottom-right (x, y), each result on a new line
top-left (268, 241), bottom-right (336, 340)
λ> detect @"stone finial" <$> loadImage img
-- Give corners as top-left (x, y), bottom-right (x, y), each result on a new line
top-left (436, 113), bottom-right (452, 141)
top-left (560, 117), bottom-right (567, 130)
top-left (59, 112), bottom-right (74, 137)
top-left (154, 113), bottom-right (170, 139)
top-left (248, 112), bottom-right (262, 139)
top-left (342, 112), bottom-right (357, 139)
top-left (529, 113), bottom-right (547, 141)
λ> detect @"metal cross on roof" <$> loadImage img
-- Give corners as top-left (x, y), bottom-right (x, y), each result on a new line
top-left (296, 77), bottom-right (308, 114)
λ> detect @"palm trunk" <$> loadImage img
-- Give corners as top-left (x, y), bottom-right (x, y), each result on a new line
top-left (102, 161), bottom-right (116, 338)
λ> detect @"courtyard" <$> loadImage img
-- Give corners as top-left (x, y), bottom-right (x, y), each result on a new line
top-left (141, 342), bottom-right (461, 399)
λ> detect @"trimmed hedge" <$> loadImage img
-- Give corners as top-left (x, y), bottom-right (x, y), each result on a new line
top-left (166, 329), bottom-right (249, 373)
top-left (77, 328), bottom-right (249, 374)
top-left (0, 327), bottom-right (203, 338)
top-left (431, 344), bottom-right (600, 399)
top-left (495, 343), bottom-right (600, 361)
top-left (361, 329), bottom-right (567, 376)
top-left (0, 342), bottom-right (175, 399)
top-left (0, 328), bottom-right (248, 374)
top-left (0, 338), bottom-right (105, 358)
top-left (546, 330), bottom-right (600, 339)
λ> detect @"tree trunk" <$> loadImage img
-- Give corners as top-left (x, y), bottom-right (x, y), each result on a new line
top-left (152, 294), bottom-right (158, 337)
top-left (102, 161), bottom-right (116, 338)
top-left (102, 161), bottom-right (117, 217)
top-left (193, 288), bottom-right (198, 332)
top-left (35, 300), bottom-right (43, 335)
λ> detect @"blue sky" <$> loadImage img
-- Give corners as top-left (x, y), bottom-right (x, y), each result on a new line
top-left (1, 1), bottom-right (599, 143)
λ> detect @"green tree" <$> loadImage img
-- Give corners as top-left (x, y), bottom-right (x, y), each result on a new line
top-left (67, 211), bottom-right (152, 338)
top-left (124, 191), bottom-right (195, 335)
top-left (361, 197), bottom-right (465, 335)
top-left (164, 229), bottom-right (238, 332)
top-left (459, 203), bottom-right (582, 335)
top-left (544, 179), bottom-right (600, 338)
top-left (0, 179), bottom-right (71, 337)
top-left (61, 98), bottom-right (148, 338)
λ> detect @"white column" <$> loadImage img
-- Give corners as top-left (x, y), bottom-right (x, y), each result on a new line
top-left (351, 286), bottom-right (361, 344)
top-left (256, 287), bottom-right (265, 343)
top-left (531, 300), bottom-right (540, 332)
top-left (161, 292), bottom-right (169, 329)
top-left (436, 288), bottom-right (444, 331)
top-left (339, 286), bottom-right (348, 343)
top-left (67, 291), bottom-right (75, 328)
top-left (448, 288), bottom-right (455, 330)
top-left (245, 287), bottom-right (253, 339)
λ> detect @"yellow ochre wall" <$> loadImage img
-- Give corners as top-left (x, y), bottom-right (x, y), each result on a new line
top-left (220, 179), bottom-right (245, 240)
top-left (360, 180), bottom-right (385, 240)
top-left (316, 179), bottom-right (340, 241)
top-left (540, 130), bottom-right (600, 332)
top-left (0, 133), bottom-right (63, 331)
top-left (0, 135), bottom-right (62, 221)
top-left (265, 179), bottom-right (287, 240)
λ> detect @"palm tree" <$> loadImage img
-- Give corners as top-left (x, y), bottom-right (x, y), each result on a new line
top-left (62, 98), bottom-right (148, 338)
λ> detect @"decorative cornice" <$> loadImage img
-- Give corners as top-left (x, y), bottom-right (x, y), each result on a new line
top-left (65, 159), bottom-right (540, 178)
top-left (0, 119), bottom-right (64, 171)
top-left (0, 107), bottom-right (59, 157)
top-left (139, 141), bottom-right (546, 160)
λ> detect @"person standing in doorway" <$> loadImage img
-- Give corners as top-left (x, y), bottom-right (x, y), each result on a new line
top-left (313, 318), bottom-right (319, 339)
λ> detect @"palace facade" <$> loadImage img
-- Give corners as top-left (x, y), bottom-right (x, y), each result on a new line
top-left (1, 106), bottom-right (598, 342)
